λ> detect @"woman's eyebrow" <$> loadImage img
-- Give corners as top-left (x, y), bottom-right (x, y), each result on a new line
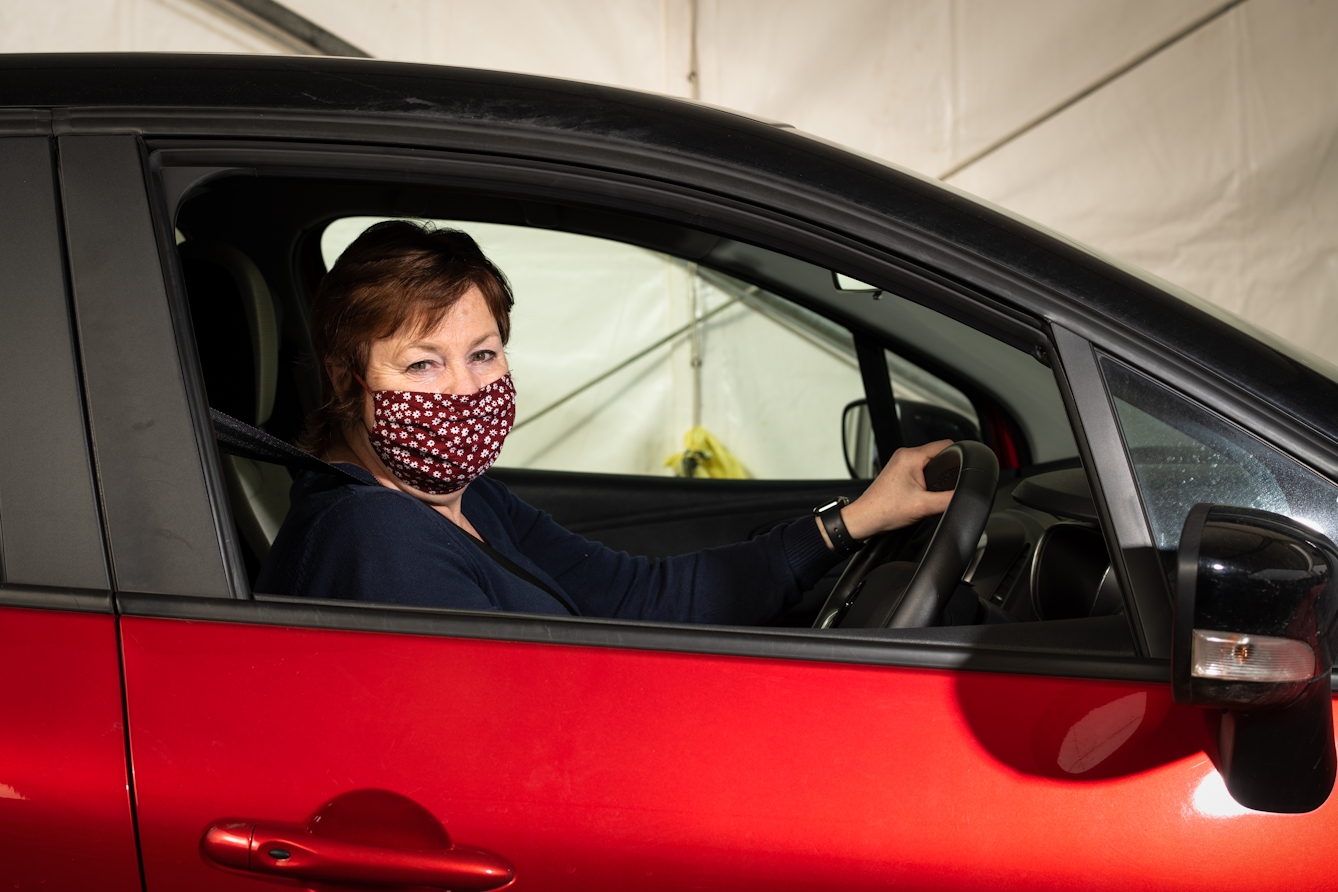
top-left (398, 340), bottom-right (443, 354)
top-left (400, 332), bottom-right (498, 353)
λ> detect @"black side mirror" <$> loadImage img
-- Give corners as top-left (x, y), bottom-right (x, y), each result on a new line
top-left (1175, 504), bottom-right (1338, 813)
top-left (842, 399), bottom-right (984, 480)
top-left (841, 399), bottom-right (878, 479)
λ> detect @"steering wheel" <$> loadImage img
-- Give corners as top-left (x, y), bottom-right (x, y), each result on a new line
top-left (813, 441), bottom-right (999, 629)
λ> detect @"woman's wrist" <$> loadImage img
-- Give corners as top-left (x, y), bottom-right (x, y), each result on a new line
top-left (840, 497), bottom-right (877, 541)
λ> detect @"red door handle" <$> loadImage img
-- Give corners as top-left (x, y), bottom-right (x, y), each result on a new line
top-left (203, 820), bottom-right (512, 889)
top-left (202, 791), bottom-right (513, 891)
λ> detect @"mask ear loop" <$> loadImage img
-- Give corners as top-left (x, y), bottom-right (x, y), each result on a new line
top-left (350, 370), bottom-right (380, 446)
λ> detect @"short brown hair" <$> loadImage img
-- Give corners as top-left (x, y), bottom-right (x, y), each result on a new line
top-left (298, 220), bottom-right (514, 456)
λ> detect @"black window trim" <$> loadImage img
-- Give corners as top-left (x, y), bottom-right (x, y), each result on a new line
top-left (1050, 325), bottom-right (1169, 659)
top-left (148, 140), bottom-right (1050, 354)
top-left (120, 590), bottom-right (1166, 684)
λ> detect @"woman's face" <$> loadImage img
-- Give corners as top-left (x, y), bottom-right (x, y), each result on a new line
top-left (335, 285), bottom-right (509, 506)
top-left (361, 286), bottom-right (508, 402)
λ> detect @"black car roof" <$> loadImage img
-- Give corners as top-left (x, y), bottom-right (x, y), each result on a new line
top-left (2, 52), bottom-right (1336, 454)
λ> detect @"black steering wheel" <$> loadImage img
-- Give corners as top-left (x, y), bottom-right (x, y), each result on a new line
top-left (813, 441), bottom-right (999, 629)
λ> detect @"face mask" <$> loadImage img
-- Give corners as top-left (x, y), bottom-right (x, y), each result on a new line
top-left (359, 373), bottom-right (516, 495)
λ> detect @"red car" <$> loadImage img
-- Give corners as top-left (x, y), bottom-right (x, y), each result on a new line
top-left (3, 54), bottom-right (1337, 890)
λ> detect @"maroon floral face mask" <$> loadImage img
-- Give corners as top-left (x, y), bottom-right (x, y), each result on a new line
top-left (361, 373), bottom-right (516, 495)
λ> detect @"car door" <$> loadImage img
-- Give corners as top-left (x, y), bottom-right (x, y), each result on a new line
top-left (0, 134), bottom-right (142, 890)
top-left (79, 131), bottom-right (1338, 891)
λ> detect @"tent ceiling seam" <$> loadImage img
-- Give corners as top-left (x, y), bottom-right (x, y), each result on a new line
top-left (939, 0), bottom-right (1248, 181)
top-left (192, 0), bottom-right (370, 58)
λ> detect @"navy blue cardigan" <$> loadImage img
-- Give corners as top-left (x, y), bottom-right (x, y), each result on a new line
top-left (256, 464), bottom-right (841, 624)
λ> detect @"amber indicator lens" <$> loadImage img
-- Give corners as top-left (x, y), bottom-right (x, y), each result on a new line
top-left (1191, 630), bottom-right (1315, 683)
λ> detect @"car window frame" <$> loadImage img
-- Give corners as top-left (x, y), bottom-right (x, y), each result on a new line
top-left (126, 135), bottom-right (1170, 682)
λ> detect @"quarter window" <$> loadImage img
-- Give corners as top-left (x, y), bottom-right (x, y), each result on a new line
top-left (1100, 356), bottom-right (1338, 552)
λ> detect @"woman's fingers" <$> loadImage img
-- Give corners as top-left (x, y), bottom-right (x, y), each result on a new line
top-left (843, 439), bottom-right (961, 539)
top-left (915, 486), bottom-right (955, 518)
top-left (904, 438), bottom-right (954, 479)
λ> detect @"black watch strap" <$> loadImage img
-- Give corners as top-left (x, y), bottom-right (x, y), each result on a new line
top-left (814, 497), bottom-right (861, 558)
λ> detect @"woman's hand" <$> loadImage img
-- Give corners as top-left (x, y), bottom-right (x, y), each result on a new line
top-left (820, 440), bottom-right (956, 548)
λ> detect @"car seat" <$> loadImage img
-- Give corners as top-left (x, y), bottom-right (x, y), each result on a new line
top-left (179, 241), bottom-right (292, 567)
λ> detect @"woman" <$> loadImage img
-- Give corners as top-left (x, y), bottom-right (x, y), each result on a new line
top-left (257, 221), bottom-right (953, 623)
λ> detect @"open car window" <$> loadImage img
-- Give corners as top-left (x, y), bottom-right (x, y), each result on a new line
top-left (322, 217), bottom-right (976, 481)
top-left (175, 172), bottom-right (1112, 635)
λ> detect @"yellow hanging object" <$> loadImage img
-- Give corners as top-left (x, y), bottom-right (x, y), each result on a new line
top-left (664, 426), bottom-right (750, 479)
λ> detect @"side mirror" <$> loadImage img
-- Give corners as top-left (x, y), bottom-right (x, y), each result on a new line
top-left (842, 399), bottom-right (985, 479)
top-left (1175, 504), bottom-right (1338, 813)
top-left (841, 399), bottom-right (878, 479)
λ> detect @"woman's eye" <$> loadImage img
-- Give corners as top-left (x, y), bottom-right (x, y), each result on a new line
top-left (407, 360), bottom-right (432, 372)
top-left (471, 350), bottom-right (496, 363)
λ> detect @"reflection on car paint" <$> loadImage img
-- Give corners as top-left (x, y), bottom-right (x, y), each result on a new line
top-left (1055, 691), bottom-right (1148, 775)
top-left (1192, 766), bottom-right (1261, 819)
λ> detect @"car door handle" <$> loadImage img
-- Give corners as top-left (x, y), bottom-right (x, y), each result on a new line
top-left (202, 818), bottom-right (514, 890)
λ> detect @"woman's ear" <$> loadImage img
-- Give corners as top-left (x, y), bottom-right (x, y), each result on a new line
top-left (326, 359), bottom-right (352, 396)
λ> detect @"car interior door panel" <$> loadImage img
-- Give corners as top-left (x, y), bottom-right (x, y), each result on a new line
top-left (487, 468), bottom-right (869, 557)
top-left (31, 82), bottom-right (1325, 891)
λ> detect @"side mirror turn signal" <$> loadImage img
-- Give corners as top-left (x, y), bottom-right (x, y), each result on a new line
top-left (1175, 504), bottom-right (1338, 813)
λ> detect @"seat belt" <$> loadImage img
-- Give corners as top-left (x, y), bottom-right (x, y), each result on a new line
top-left (210, 408), bottom-right (578, 612)
top-left (853, 334), bottom-right (903, 465)
top-left (457, 532), bottom-right (578, 615)
top-left (211, 408), bottom-right (368, 487)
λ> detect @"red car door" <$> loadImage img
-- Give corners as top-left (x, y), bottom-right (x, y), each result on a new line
top-left (116, 614), bottom-right (1338, 891)
top-left (0, 136), bottom-right (141, 891)
top-left (71, 133), bottom-right (1338, 891)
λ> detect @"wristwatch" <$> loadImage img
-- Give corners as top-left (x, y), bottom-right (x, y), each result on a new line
top-left (814, 497), bottom-right (862, 558)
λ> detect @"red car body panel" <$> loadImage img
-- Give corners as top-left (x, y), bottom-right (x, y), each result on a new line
top-left (0, 607), bottom-right (141, 891)
top-left (122, 615), bottom-right (1338, 891)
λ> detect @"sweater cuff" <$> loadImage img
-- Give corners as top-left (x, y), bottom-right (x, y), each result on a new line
top-left (781, 515), bottom-right (845, 591)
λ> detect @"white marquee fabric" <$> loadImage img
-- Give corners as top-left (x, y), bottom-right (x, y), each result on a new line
top-left (8, 0), bottom-right (1336, 476)
top-left (285, 0), bottom-right (1338, 373)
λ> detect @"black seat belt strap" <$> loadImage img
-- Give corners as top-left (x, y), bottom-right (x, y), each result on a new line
top-left (854, 334), bottom-right (903, 465)
top-left (459, 533), bottom-right (579, 616)
top-left (211, 407), bottom-right (369, 487)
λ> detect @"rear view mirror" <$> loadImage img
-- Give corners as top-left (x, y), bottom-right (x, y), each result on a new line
top-left (832, 272), bottom-right (881, 296)
top-left (1175, 504), bottom-right (1338, 813)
